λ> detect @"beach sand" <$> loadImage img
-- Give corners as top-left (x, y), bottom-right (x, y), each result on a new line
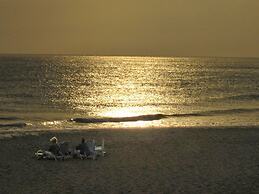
top-left (1, 127), bottom-right (259, 194)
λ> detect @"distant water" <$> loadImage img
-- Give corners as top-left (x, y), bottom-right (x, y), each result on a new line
top-left (1, 55), bottom-right (259, 135)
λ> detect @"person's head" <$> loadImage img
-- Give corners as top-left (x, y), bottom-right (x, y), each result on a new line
top-left (81, 138), bottom-right (85, 143)
top-left (50, 136), bottom-right (58, 144)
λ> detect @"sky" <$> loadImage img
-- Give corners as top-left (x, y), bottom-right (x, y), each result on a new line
top-left (0, 0), bottom-right (259, 57)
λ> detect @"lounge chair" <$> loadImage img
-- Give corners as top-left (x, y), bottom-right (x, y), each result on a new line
top-left (35, 139), bottom-right (106, 161)
top-left (35, 150), bottom-right (57, 160)
top-left (76, 139), bottom-right (106, 160)
top-left (35, 141), bottom-right (73, 161)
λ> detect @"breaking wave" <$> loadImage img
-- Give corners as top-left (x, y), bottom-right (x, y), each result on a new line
top-left (70, 108), bottom-right (259, 124)
top-left (1, 107), bottom-right (258, 127)
top-left (70, 114), bottom-right (168, 123)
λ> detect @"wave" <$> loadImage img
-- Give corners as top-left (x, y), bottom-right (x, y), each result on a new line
top-left (0, 122), bottom-right (27, 128)
top-left (70, 108), bottom-right (259, 124)
top-left (200, 108), bottom-right (259, 116)
top-left (170, 108), bottom-right (259, 117)
top-left (70, 114), bottom-right (168, 123)
top-left (171, 108), bottom-right (259, 117)
top-left (216, 94), bottom-right (259, 101)
top-left (0, 116), bottom-right (20, 121)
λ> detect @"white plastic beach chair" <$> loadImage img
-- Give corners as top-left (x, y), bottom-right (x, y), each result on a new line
top-left (35, 150), bottom-right (59, 161)
top-left (95, 138), bottom-right (106, 157)
top-left (76, 139), bottom-right (105, 160)
top-left (86, 140), bottom-right (97, 160)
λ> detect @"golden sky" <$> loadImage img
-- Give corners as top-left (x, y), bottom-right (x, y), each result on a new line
top-left (0, 0), bottom-right (259, 57)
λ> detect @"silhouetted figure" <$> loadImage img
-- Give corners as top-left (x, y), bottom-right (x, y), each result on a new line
top-left (76, 138), bottom-right (91, 156)
top-left (48, 136), bottom-right (62, 156)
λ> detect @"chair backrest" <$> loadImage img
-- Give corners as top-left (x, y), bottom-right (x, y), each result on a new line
top-left (87, 140), bottom-right (96, 154)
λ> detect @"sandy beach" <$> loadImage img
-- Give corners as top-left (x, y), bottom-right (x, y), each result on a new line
top-left (1, 127), bottom-right (259, 194)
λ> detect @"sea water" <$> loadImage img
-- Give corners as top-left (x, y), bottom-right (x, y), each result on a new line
top-left (1, 56), bottom-right (259, 135)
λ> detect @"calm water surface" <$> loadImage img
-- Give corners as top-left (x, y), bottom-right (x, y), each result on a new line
top-left (1, 56), bottom-right (259, 134)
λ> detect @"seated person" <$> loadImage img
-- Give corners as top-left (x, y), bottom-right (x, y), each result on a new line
top-left (76, 138), bottom-right (91, 156)
top-left (48, 136), bottom-right (62, 156)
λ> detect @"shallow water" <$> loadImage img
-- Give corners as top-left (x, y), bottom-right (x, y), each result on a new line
top-left (1, 55), bottom-right (259, 133)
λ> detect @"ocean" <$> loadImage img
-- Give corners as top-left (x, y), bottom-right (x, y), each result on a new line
top-left (1, 55), bottom-right (259, 136)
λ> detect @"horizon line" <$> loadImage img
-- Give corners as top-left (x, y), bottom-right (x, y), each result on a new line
top-left (0, 53), bottom-right (259, 59)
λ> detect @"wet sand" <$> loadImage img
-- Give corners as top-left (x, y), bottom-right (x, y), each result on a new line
top-left (1, 127), bottom-right (259, 194)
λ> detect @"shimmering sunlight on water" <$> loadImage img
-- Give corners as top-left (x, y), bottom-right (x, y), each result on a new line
top-left (1, 56), bottom-right (259, 133)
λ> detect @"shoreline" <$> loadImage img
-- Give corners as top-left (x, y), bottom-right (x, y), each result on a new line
top-left (1, 124), bottom-right (259, 137)
top-left (1, 126), bottom-right (259, 193)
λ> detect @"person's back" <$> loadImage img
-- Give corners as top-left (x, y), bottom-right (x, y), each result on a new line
top-left (48, 144), bottom-right (60, 155)
top-left (48, 136), bottom-right (61, 155)
top-left (77, 138), bottom-right (91, 156)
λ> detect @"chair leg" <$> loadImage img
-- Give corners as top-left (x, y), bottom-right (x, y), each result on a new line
top-left (93, 152), bottom-right (97, 160)
top-left (102, 139), bottom-right (105, 156)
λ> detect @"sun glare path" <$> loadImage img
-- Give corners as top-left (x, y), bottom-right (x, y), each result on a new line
top-left (100, 107), bottom-right (161, 128)
top-left (101, 107), bottom-right (145, 118)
